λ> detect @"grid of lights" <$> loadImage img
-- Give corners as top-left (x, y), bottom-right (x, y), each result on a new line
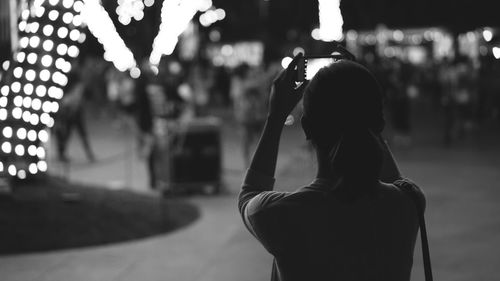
top-left (317, 0), bottom-right (343, 42)
top-left (149, 0), bottom-right (212, 65)
top-left (81, 0), bottom-right (137, 72)
top-left (0, 0), bottom-right (86, 179)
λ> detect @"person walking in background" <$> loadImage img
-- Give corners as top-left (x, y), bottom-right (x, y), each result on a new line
top-left (231, 64), bottom-right (268, 166)
top-left (133, 66), bottom-right (156, 189)
top-left (387, 59), bottom-right (412, 147)
top-left (54, 72), bottom-right (95, 162)
top-left (238, 54), bottom-right (425, 281)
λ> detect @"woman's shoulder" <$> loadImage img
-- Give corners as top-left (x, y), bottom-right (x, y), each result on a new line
top-left (384, 178), bottom-right (426, 212)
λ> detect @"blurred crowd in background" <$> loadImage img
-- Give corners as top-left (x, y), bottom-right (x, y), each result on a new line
top-left (62, 49), bottom-right (500, 159)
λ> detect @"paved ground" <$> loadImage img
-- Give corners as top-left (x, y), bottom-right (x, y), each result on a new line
top-left (1, 105), bottom-right (500, 281)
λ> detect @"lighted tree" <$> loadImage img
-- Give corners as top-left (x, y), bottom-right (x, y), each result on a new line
top-left (0, 0), bottom-right (85, 179)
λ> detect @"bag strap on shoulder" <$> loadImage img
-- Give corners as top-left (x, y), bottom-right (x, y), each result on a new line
top-left (396, 180), bottom-right (434, 281)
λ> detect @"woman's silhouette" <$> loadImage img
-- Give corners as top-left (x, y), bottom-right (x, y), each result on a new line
top-left (238, 53), bottom-right (425, 281)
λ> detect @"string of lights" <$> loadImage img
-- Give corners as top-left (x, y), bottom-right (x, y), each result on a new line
top-left (0, 0), bottom-right (85, 179)
top-left (318, 0), bottom-right (343, 42)
top-left (198, 7), bottom-right (225, 28)
top-left (116, 0), bottom-right (145, 25)
top-left (149, 0), bottom-right (212, 65)
top-left (81, 0), bottom-right (137, 72)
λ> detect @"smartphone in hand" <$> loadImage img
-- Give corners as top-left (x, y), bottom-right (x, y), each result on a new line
top-left (296, 45), bottom-right (356, 82)
top-left (296, 55), bottom-right (344, 82)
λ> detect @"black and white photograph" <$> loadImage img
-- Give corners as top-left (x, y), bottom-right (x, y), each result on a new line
top-left (0, 0), bottom-right (499, 280)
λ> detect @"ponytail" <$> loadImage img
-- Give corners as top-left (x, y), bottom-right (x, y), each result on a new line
top-left (328, 128), bottom-right (383, 188)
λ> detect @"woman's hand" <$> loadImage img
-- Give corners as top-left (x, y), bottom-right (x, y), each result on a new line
top-left (268, 53), bottom-right (308, 122)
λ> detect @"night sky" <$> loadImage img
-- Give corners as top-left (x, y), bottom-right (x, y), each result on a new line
top-left (79, 0), bottom-right (498, 60)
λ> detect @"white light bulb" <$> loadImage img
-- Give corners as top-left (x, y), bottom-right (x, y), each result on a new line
top-left (12, 107), bottom-right (22, 119)
top-left (119, 16), bottom-right (131, 26)
top-left (2, 126), bottom-right (13, 138)
top-left (1, 60), bottom-right (9, 70)
top-left (43, 40), bottom-right (54, 51)
top-left (134, 11), bottom-right (144, 21)
top-left (19, 21), bottom-right (27, 31)
top-left (67, 45), bottom-right (79, 57)
top-left (29, 22), bottom-right (40, 33)
top-left (22, 111), bottom-right (31, 122)
top-left (52, 72), bottom-right (68, 86)
top-left (40, 69), bottom-right (51, 81)
top-left (47, 117), bottom-right (55, 128)
top-left (35, 86), bottom-right (46, 97)
top-left (32, 98), bottom-right (42, 110)
top-left (38, 130), bottom-right (49, 142)
top-left (35, 6), bottom-right (45, 17)
top-left (28, 130), bottom-right (37, 141)
top-left (73, 1), bottom-right (83, 12)
top-left (55, 58), bottom-right (65, 69)
top-left (23, 84), bottom-right (34, 95)
top-left (0, 96), bottom-right (7, 107)
top-left (17, 170), bottom-right (27, 180)
top-left (38, 161), bottom-right (48, 172)
top-left (37, 147), bottom-right (46, 158)
top-left (2, 142), bottom-right (12, 153)
top-left (1, 85), bottom-right (9, 96)
top-left (483, 30), bottom-right (493, 42)
top-left (43, 25), bottom-right (54, 36)
top-left (23, 97), bottom-right (32, 108)
top-left (78, 33), bottom-right (86, 43)
top-left (49, 10), bottom-right (59, 21)
top-left (29, 163), bottom-right (38, 174)
top-left (0, 109), bottom-right (7, 120)
top-left (25, 69), bottom-right (36, 81)
top-left (30, 113), bottom-right (39, 125)
top-left (63, 12), bottom-right (74, 24)
top-left (57, 44), bottom-right (68, 55)
top-left (13, 67), bottom-right (23, 78)
top-left (27, 53), bottom-right (38, 64)
top-left (15, 145), bottom-right (25, 156)
top-left (8, 165), bottom-right (16, 176)
top-left (69, 29), bottom-right (80, 41)
top-left (57, 27), bottom-right (69, 38)
top-left (11, 82), bottom-right (21, 93)
top-left (17, 128), bottom-right (27, 139)
top-left (72, 15), bottom-right (82, 26)
top-left (61, 62), bottom-right (72, 73)
top-left (20, 37), bottom-right (29, 48)
top-left (41, 113), bottom-right (51, 125)
top-left (13, 96), bottom-right (23, 107)
top-left (493, 47), bottom-right (500, 59)
top-left (130, 67), bottom-right (141, 79)
top-left (16, 52), bottom-right (26, 63)
top-left (41, 55), bottom-right (53, 67)
top-left (63, 0), bottom-right (74, 8)
top-left (28, 145), bottom-right (37, 156)
top-left (52, 102), bottom-right (59, 113)
top-left (42, 101), bottom-right (52, 112)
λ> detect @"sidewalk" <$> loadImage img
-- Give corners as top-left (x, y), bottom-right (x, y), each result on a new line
top-left (0, 111), bottom-right (304, 281)
top-left (1, 107), bottom-right (500, 281)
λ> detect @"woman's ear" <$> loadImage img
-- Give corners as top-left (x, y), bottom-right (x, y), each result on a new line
top-left (301, 116), bottom-right (311, 140)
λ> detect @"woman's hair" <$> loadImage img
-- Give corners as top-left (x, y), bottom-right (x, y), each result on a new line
top-left (302, 60), bottom-right (385, 189)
